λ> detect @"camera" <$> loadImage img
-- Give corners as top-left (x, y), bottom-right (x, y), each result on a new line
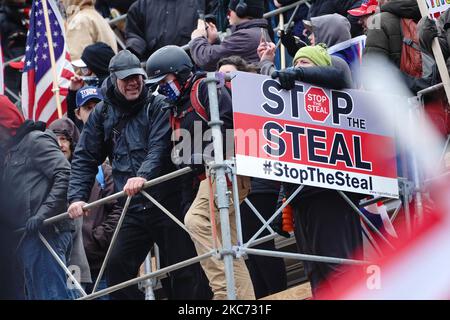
top-left (80, 76), bottom-right (100, 86)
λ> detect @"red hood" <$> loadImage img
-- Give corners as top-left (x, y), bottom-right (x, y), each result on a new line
top-left (0, 95), bottom-right (25, 136)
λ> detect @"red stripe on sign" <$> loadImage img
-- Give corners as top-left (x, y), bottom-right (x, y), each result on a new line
top-left (233, 112), bottom-right (397, 178)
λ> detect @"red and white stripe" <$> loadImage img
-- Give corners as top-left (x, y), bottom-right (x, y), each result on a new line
top-left (318, 184), bottom-right (450, 300)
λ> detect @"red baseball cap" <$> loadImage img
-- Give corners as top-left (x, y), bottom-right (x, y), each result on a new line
top-left (348, 0), bottom-right (378, 17)
top-left (8, 60), bottom-right (25, 70)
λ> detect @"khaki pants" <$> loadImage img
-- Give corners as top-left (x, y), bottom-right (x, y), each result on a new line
top-left (184, 175), bottom-right (255, 300)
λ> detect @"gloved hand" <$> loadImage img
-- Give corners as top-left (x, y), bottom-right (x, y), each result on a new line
top-left (25, 215), bottom-right (45, 233)
top-left (271, 68), bottom-right (303, 90)
top-left (270, 210), bottom-right (291, 238)
top-left (280, 29), bottom-right (307, 57)
top-left (189, 153), bottom-right (207, 177)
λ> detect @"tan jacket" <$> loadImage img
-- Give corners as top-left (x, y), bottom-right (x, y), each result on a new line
top-left (63, 0), bottom-right (118, 60)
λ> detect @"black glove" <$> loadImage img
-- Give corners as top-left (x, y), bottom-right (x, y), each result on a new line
top-left (270, 213), bottom-right (290, 238)
top-left (271, 68), bottom-right (304, 90)
top-left (25, 215), bottom-right (45, 233)
top-left (189, 153), bottom-right (206, 176)
top-left (280, 29), bottom-right (306, 57)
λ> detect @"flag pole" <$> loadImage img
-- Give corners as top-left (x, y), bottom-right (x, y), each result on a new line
top-left (417, 0), bottom-right (450, 103)
top-left (41, 0), bottom-right (63, 119)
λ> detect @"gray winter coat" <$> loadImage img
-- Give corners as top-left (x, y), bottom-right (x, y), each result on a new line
top-left (189, 18), bottom-right (269, 71)
top-left (419, 10), bottom-right (450, 70)
top-left (364, 0), bottom-right (421, 67)
top-left (0, 121), bottom-right (72, 232)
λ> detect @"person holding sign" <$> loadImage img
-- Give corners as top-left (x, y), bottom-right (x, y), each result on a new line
top-left (269, 45), bottom-right (365, 297)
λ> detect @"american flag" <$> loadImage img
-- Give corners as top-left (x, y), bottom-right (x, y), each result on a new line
top-left (21, 0), bottom-right (73, 126)
top-left (0, 37), bottom-right (4, 95)
top-left (328, 35), bottom-right (366, 88)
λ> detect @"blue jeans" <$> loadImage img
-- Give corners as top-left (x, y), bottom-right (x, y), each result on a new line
top-left (17, 230), bottom-right (75, 300)
top-left (82, 275), bottom-right (110, 300)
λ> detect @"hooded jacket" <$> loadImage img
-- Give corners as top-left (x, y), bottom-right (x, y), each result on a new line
top-left (310, 14), bottom-right (359, 87)
top-left (0, 120), bottom-right (73, 232)
top-left (68, 77), bottom-right (179, 213)
top-left (49, 118), bottom-right (91, 283)
top-left (63, 0), bottom-right (118, 60)
top-left (311, 14), bottom-right (352, 48)
top-left (189, 18), bottom-right (269, 71)
top-left (364, 0), bottom-right (421, 67)
top-left (49, 117), bottom-right (80, 157)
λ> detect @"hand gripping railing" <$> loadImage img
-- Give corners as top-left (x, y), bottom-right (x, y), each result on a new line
top-left (15, 166), bottom-right (193, 234)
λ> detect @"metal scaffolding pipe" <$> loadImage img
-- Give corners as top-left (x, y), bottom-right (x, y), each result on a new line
top-left (243, 198), bottom-right (276, 235)
top-left (417, 82), bottom-right (444, 97)
top-left (92, 196), bottom-right (132, 294)
top-left (14, 167), bottom-right (192, 232)
top-left (78, 251), bottom-right (214, 300)
top-left (243, 248), bottom-right (371, 266)
top-left (338, 191), bottom-right (395, 250)
top-left (205, 72), bottom-right (236, 300)
top-left (245, 185), bottom-right (304, 248)
top-left (38, 232), bottom-right (87, 297)
top-left (263, 0), bottom-right (306, 19)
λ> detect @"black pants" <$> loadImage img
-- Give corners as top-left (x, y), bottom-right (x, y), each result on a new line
top-left (240, 193), bottom-right (287, 299)
top-left (292, 190), bottom-right (363, 297)
top-left (106, 195), bottom-right (211, 300)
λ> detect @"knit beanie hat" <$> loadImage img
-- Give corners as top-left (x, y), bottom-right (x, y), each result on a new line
top-left (292, 43), bottom-right (332, 67)
top-left (229, 0), bottom-right (265, 19)
top-left (81, 42), bottom-right (116, 78)
top-left (0, 95), bottom-right (25, 136)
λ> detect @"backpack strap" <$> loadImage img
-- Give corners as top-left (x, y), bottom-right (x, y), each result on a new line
top-left (189, 78), bottom-right (210, 123)
top-left (403, 37), bottom-right (421, 51)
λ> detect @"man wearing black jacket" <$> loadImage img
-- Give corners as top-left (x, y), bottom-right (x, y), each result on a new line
top-left (146, 45), bottom-right (255, 300)
top-left (125, 0), bottom-right (216, 60)
top-left (270, 46), bottom-right (364, 297)
top-left (67, 50), bottom-right (210, 300)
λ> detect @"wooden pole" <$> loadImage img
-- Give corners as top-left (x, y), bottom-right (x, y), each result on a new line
top-left (417, 0), bottom-right (450, 102)
top-left (41, 0), bottom-right (63, 119)
top-left (279, 13), bottom-right (286, 69)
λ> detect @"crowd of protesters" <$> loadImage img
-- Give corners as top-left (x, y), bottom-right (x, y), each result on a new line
top-left (1, 0), bottom-right (449, 300)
